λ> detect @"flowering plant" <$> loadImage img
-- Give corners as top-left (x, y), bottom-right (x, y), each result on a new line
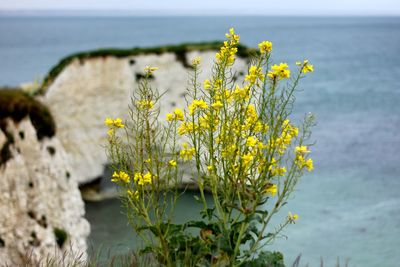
top-left (105, 28), bottom-right (314, 266)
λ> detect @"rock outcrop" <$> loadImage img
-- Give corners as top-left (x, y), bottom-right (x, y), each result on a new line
top-left (42, 43), bottom-right (252, 185)
top-left (0, 90), bottom-right (89, 266)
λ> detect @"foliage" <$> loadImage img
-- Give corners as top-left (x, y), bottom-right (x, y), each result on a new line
top-left (105, 28), bottom-right (315, 267)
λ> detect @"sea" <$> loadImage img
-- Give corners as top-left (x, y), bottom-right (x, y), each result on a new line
top-left (1, 16), bottom-right (399, 266)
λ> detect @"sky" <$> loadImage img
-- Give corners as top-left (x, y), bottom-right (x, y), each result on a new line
top-left (0, 0), bottom-right (400, 16)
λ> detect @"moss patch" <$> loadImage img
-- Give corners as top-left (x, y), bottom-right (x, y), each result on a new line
top-left (0, 125), bottom-right (14, 166)
top-left (0, 89), bottom-right (56, 166)
top-left (40, 41), bottom-right (256, 94)
top-left (53, 227), bottom-right (68, 248)
top-left (0, 89), bottom-right (56, 140)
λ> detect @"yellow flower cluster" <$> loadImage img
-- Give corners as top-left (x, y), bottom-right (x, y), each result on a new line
top-left (288, 212), bottom-right (299, 223)
top-left (168, 160), bottom-right (177, 167)
top-left (104, 117), bottom-right (124, 137)
top-left (177, 121), bottom-right (196, 135)
top-left (144, 66), bottom-right (158, 75)
top-left (295, 145), bottom-right (314, 172)
top-left (127, 189), bottom-right (139, 200)
top-left (137, 100), bottom-right (154, 110)
top-left (232, 85), bottom-right (251, 102)
top-left (105, 118), bottom-right (125, 128)
top-left (188, 99), bottom-right (208, 115)
top-left (203, 79), bottom-right (211, 90)
top-left (296, 60), bottom-right (314, 73)
top-left (241, 152), bottom-right (254, 167)
top-left (258, 41), bottom-right (273, 54)
top-left (265, 183), bottom-right (278, 196)
top-left (245, 66), bottom-right (265, 84)
top-left (166, 108), bottom-right (185, 121)
top-left (192, 56), bottom-right (202, 66)
top-left (267, 63), bottom-right (291, 80)
top-left (111, 171), bottom-right (130, 184)
top-left (216, 28), bottom-right (239, 66)
top-left (269, 119), bottom-right (299, 155)
top-left (180, 142), bottom-right (196, 161)
top-left (134, 171), bottom-right (153, 186)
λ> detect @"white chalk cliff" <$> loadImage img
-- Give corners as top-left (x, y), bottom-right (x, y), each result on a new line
top-left (0, 117), bottom-right (90, 266)
top-left (43, 48), bottom-right (249, 185)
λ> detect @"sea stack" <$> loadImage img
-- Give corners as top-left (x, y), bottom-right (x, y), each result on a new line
top-left (0, 90), bottom-right (89, 266)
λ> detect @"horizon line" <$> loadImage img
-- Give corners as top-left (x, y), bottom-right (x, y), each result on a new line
top-left (0, 9), bottom-right (399, 17)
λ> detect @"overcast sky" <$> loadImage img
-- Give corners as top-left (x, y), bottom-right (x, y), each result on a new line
top-left (0, 0), bottom-right (399, 16)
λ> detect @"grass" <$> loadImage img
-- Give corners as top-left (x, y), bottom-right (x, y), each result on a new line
top-left (11, 251), bottom-right (351, 267)
top-left (39, 41), bottom-right (256, 95)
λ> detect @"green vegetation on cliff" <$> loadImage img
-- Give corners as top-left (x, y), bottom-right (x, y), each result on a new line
top-left (0, 89), bottom-right (56, 165)
top-left (40, 41), bottom-right (256, 94)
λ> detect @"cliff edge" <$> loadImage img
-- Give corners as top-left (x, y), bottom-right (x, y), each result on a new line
top-left (0, 90), bottom-right (89, 265)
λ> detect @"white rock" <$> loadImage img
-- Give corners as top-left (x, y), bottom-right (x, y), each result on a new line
top-left (0, 118), bottom-right (90, 266)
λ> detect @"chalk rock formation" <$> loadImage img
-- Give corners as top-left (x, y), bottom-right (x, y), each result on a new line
top-left (43, 45), bottom-right (250, 185)
top-left (0, 115), bottom-right (90, 266)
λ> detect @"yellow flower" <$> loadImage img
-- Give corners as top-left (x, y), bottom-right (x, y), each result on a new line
top-left (270, 166), bottom-right (287, 177)
top-left (216, 28), bottom-right (239, 65)
top-left (105, 118), bottom-right (125, 128)
top-left (288, 212), bottom-right (299, 223)
top-left (144, 66), bottom-right (158, 74)
top-left (134, 172), bottom-right (142, 183)
top-left (168, 160), bottom-right (177, 167)
top-left (295, 154), bottom-right (313, 172)
top-left (192, 56), bottom-right (201, 66)
top-left (245, 66), bottom-right (265, 84)
top-left (204, 79), bottom-right (211, 90)
top-left (232, 85), bottom-right (251, 101)
top-left (258, 41), bottom-right (273, 54)
top-left (137, 100), bottom-right (154, 110)
top-left (225, 28), bottom-right (240, 44)
top-left (107, 128), bottom-right (114, 137)
top-left (245, 104), bottom-right (258, 125)
top-left (297, 60), bottom-right (314, 73)
top-left (180, 142), bottom-right (196, 161)
top-left (222, 144), bottom-right (237, 158)
top-left (166, 113), bottom-right (174, 121)
top-left (211, 101), bottom-right (223, 110)
top-left (141, 172), bottom-right (152, 185)
top-left (241, 152), bottom-right (254, 166)
top-left (178, 122), bottom-right (196, 135)
top-left (114, 118), bottom-right (125, 128)
top-left (104, 118), bottom-right (114, 126)
top-left (174, 108), bottom-right (184, 121)
top-left (303, 62), bottom-right (314, 73)
top-left (144, 158), bottom-right (151, 164)
top-left (127, 189), bottom-right (139, 200)
top-left (111, 171), bottom-right (130, 184)
top-left (207, 165), bottom-right (213, 172)
top-left (305, 158), bottom-right (314, 172)
top-left (265, 183), bottom-right (277, 196)
top-left (295, 146), bottom-right (310, 154)
top-left (188, 99), bottom-right (208, 115)
top-left (246, 136), bottom-right (259, 147)
top-left (267, 63), bottom-right (290, 80)
top-left (134, 171), bottom-right (152, 186)
top-left (166, 108), bottom-right (185, 121)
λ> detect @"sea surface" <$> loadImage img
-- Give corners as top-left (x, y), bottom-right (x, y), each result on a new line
top-left (1, 16), bottom-right (400, 266)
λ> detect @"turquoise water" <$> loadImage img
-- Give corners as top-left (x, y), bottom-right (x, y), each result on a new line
top-left (2, 16), bottom-right (400, 266)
